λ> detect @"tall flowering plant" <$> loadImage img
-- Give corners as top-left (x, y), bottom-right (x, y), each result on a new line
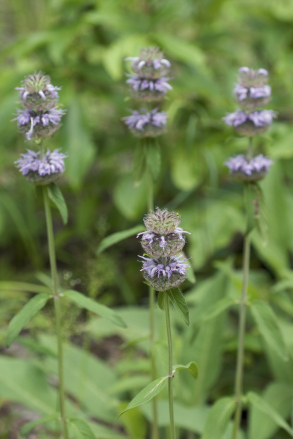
top-left (122, 47), bottom-right (172, 438)
top-left (7, 72), bottom-right (126, 438)
top-left (224, 67), bottom-right (274, 439)
top-left (119, 208), bottom-right (198, 439)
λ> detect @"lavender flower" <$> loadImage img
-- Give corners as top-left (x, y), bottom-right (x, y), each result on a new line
top-left (125, 47), bottom-right (171, 79)
top-left (14, 108), bottom-right (65, 140)
top-left (225, 154), bottom-right (273, 181)
top-left (223, 109), bottom-right (276, 136)
top-left (138, 227), bottom-right (190, 258)
top-left (233, 67), bottom-right (271, 108)
top-left (126, 75), bottom-right (172, 101)
top-left (15, 149), bottom-right (67, 184)
top-left (16, 72), bottom-right (61, 110)
top-left (123, 108), bottom-right (167, 137)
top-left (140, 255), bottom-right (189, 291)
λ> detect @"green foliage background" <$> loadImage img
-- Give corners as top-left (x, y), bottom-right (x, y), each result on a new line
top-left (1, 0), bottom-right (293, 438)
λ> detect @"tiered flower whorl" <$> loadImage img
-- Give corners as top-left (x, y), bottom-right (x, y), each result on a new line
top-left (138, 208), bottom-right (190, 290)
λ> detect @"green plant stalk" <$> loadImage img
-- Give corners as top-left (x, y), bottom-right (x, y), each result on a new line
top-left (43, 186), bottom-right (68, 439)
top-left (164, 293), bottom-right (175, 439)
top-left (232, 232), bottom-right (251, 439)
top-left (147, 158), bottom-right (159, 439)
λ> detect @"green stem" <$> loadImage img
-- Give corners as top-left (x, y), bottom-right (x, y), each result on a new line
top-left (247, 137), bottom-right (253, 159)
top-left (146, 147), bottom-right (158, 439)
top-left (43, 186), bottom-right (68, 439)
top-left (232, 233), bottom-right (251, 439)
top-left (164, 293), bottom-right (175, 439)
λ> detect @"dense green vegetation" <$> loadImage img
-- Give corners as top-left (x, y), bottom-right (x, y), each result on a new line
top-left (1, 0), bottom-right (293, 438)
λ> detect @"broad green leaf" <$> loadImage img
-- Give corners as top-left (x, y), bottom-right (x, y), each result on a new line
top-left (202, 397), bottom-right (236, 439)
top-left (119, 404), bottom-right (147, 439)
top-left (132, 143), bottom-right (147, 184)
top-left (250, 301), bottom-right (287, 360)
top-left (168, 288), bottom-right (189, 326)
top-left (0, 281), bottom-right (50, 295)
top-left (69, 418), bottom-right (96, 439)
top-left (97, 224), bottom-right (144, 255)
top-left (0, 357), bottom-right (57, 414)
top-left (6, 293), bottom-right (50, 347)
top-left (64, 290), bottom-right (126, 328)
top-left (157, 291), bottom-right (165, 311)
top-left (249, 382), bottom-right (293, 439)
top-left (197, 297), bottom-right (235, 324)
top-left (173, 361), bottom-right (198, 379)
top-left (113, 174), bottom-right (148, 220)
top-left (47, 183), bottom-right (68, 225)
top-left (247, 391), bottom-right (293, 437)
top-left (119, 376), bottom-right (168, 416)
top-left (146, 140), bottom-right (161, 181)
top-left (108, 375), bottom-right (150, 395)
top-left (21, 414), bottom-right (59, 435)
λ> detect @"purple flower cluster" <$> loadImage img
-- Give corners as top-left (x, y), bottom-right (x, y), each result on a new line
top-left (138, 208), bottom-right (190, 289)
top-left (140, 255), bottom-right (189, 291)
top-left (224, 67), bottom-right (275, 136)
top-left (14, 72), bottom-right (65, 140)
top-left (123, 47), bottom-right (171, 138)
top-left (225, 154), bottom-right (273, 182)
top-left (123, 108), bottom-right (167, 137)
top-left (15, 149), bottom-right (67, 184)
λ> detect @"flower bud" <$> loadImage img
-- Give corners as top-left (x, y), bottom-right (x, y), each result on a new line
top-left (123, 108), bottom-right (167, 137)
top-left (225, 154), bottom-right (273, 182)
top-left (140, 255), bottom-right (189, 291)
top-left (125, 47), bottom-right (171, 79)
top-left (16, 72), bottom-right (61, 111)
top-left (15, 149), bottom-right (67, 185)
top-left (223, 109), bottom-right (276, 136)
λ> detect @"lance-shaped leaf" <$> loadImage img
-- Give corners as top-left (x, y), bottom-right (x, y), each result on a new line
top-left (168, 288), bottom-right (189, 326)
top-left (21, 414), bottom-right (59, 435)
top-left (250, 300), bottom-right (287, 360)
top-left (69, 418), bottom-right (96, 439)
top-left (6, 293), bottom-right (50, 347)
top-left (119, 376), bottom-right (168, 417)
top-left (202, 397), bottom-right (236, 439)
top-left (63, 290), bottom-right (126, 328)
top-left (173, 361), bottom-right (198, 379)
top-left (97, 225), bottom-right (144, 255)
top-left (47, 183), bottom-right (68, 225)
top-left (247, 391), bottom-right (293, 437)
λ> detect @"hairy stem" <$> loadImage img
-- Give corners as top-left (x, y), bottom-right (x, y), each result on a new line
top-left (232, 233), bottom-right (250, 439)
top-left (164, 293), bottom-right (175, 439)
top-left (146, 152), bottom-right (158, 439)
top-left (43, 186), bottom-right (68, 439)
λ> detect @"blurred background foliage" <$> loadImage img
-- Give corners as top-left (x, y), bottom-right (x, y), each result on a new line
top-left (1, 0), bottom-right (293, 438)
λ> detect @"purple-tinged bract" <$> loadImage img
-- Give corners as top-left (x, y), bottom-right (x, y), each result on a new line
top-left (140, 255), bottom-right (189, 291)
top-left (137, 227), bottom-right (190, 258)
top-left (225, 154), bottom-right (273, 181)
top-left (123, 108), bottom-right (167, 137)
top-left (234, 67), bottom-right (271, 108)
top-left (16, 71), bottom-right (61, 111)
top-left (14, 108), bottom-right (65, 140)
top-left (126, 75), bottom-right (172, 101)
top-left (223, 109), bottom-right (276, 136)
top-left (125, 47), bottom-right (171, 79)
top-left (15, 149), bottom-right (67, 185)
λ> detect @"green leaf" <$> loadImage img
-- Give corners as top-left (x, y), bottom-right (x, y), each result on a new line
top-left (197, 297), bottom-right (235, 324)
top-left (173, 361), bottom-right (198, 379)
top-left (47, 183), bottom-right (68, 225)
top-left (119, 376), bottom-right (168, 416)
top-left (247, 391), bottom-right (293, 437)
top-left (146, 140), bottom-right (161, 181)
top-left (202, 397), bottom-right (236, 439)
top-left (64, 289), bottom-right (126, 328)
top-left (168, 288), bottom-right (189, 326)
top-left (119, 404), bottom-right (147, 439)
top-left (21, 414), bottom-right (59, 435)
top-left (69, 418), bottom-right (96, 439)
top-left (132, 143), bottom-right (147, 184)
top-left (97, 224), bottom-right (144, 255)
top-left (250, 300), bottom-right (288, 360)
top-left (6, 293), bottom-right (50, 347)
top-left (0, 281), bottom-right (50, 295)
top-left (157, 291), bottom-right (165, 311)
top-left (113, 174), bottom-right (148, 220)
